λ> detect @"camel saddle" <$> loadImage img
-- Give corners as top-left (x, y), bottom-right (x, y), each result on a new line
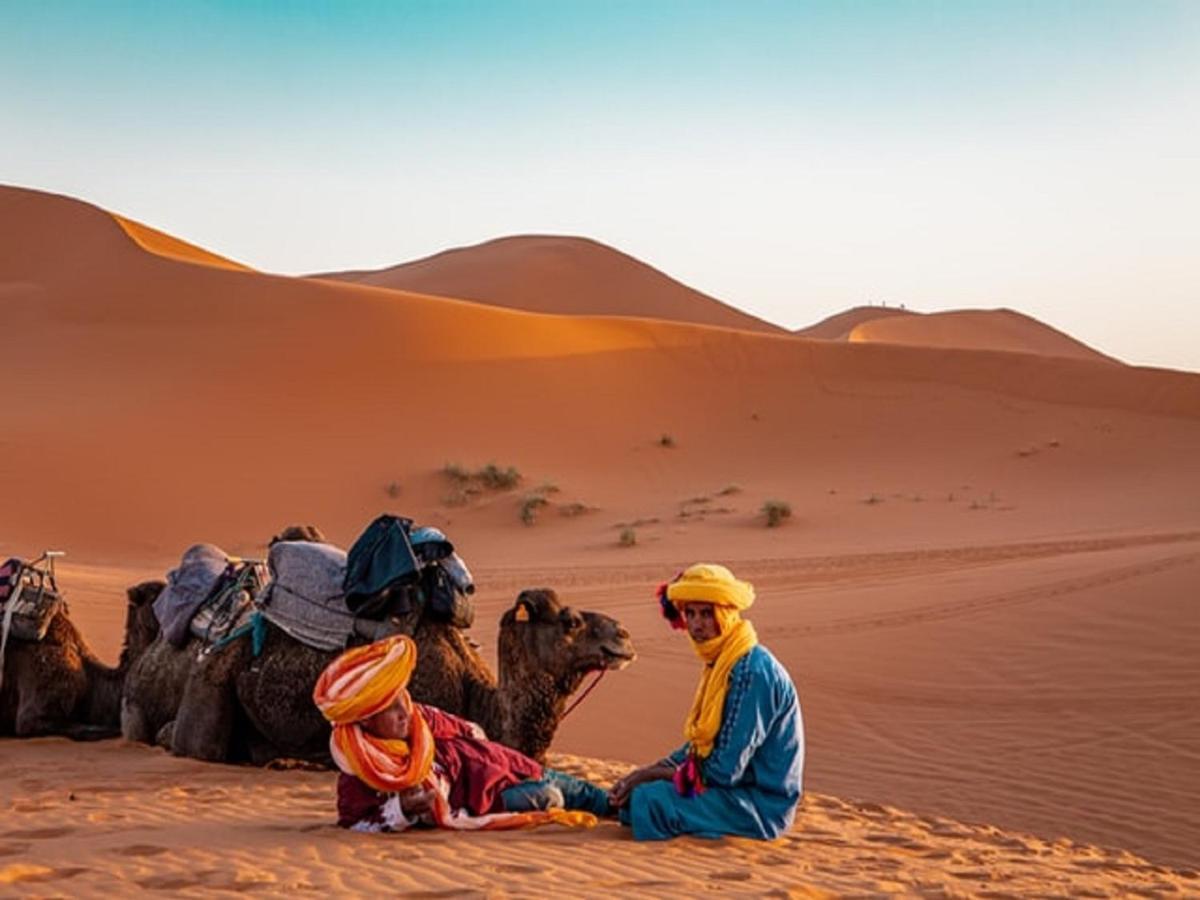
top-left (0, 557), bottom-right (63, 642)
top-left (255, 541), bottom-right (360, 651)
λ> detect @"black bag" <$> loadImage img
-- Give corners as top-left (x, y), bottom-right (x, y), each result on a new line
top-left (343, 515), bottom-right (419, 614)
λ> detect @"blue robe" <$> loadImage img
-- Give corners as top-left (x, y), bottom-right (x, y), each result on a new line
top-left (623, 645), bottom-right (804, 840)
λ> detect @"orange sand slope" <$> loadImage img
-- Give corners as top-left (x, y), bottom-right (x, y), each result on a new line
top-left (3, 184), bottom-right (1198, 563)
top-left (794, 304), bottom-right (915, 340)
top-left (312, 234), bottom-right (785, 333)
top-left (849, 307), bottom-right (1117, 363)
top-left (1, 740), bottom-right (1195, 898)
top-left (112, 215), bottom-right (251, 272)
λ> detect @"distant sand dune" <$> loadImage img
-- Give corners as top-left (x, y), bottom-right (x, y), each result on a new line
top-left (848, 307), bottom-right (1116, 362)
top-left (312, 234), bottom-right (785, 334)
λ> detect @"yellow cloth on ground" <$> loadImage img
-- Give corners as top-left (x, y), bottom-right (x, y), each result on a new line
top-left (667, 564), bottom-right (760, 760)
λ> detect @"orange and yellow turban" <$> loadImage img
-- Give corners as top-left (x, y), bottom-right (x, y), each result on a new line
top-left (313, 635), bottom-right (434, 793)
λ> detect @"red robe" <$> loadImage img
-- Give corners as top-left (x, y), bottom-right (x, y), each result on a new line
top-left (336, 704), bottom-right (542, 828)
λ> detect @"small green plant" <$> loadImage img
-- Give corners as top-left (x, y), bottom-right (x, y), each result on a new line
top-left (762, 500), bottom-right (792, 528)
top-left (519, 494), bottom-right (549, 526)
top-left (618, 527), bottom-right (637, 547)
top-left (658, 433), bottom-right (676, 448)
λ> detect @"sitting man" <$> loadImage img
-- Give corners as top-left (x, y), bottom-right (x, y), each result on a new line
top-left (610, 563), bottom-right (804, 840)
top-left (313, 634), bottom-right (610, 832)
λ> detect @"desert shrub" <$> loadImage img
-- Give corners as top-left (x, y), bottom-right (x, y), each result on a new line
top-left (519, 494), bottom-right (549, 526)
top-left (478, 463), bottom-right (521, 490)
top-left (559, 502), bottom-right (590, 517)
top-left (618, 527), bottom-right (637, 547)
top-left (761, 500), bottom-right (792, 528)
top-left (658, 434), bottom-right (675, 448)
top-left (862, 493), bottom-right (883, 505)
top-left (385, 480), bottom-right (402, 499)
top-left (442, 462), bottom-right (470, 483)
top-left (717, 484), bottom-right (741, 496)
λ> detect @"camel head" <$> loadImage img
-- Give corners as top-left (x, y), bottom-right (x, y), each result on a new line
top-left (119, 580), bottom-right (165, 671)
top-left (497, 589), bottom-right (636, 694)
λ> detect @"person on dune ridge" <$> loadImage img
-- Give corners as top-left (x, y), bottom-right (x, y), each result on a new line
top-left (610, 563), bottom-right (804, 840)
top-left (312, 634), bottom-right (611, 833)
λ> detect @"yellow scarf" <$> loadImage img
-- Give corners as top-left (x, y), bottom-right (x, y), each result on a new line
top-left (683, 608), bottom-right (758, 759)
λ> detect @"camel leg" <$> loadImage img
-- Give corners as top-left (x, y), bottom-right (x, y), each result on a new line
top-left (170, 641), bottom-right (248, 762)
top-left (120, 694), bottom-right (155, 744)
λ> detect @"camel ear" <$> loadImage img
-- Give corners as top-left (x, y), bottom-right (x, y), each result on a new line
top-left (514, 602), bottom-right (531, 623)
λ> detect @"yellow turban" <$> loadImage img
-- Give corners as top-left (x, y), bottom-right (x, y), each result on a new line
top-left (313, 634), bottom-right (417, 726)
top-left (666, 563), bottom-right (755, 611)
top-left (666, 564), bottom-right (758, 762)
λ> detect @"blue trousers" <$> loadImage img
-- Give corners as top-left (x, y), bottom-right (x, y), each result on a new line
top-left (499, 768), bottom-right (612, 817)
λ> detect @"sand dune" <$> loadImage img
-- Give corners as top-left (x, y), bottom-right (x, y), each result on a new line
top-left (312, 234), bottom-right (785, 333)
top-left (794, 304), bottom-right (914, 340)
top-left (3, 185), bottom-right (1200, 885)
top-left (849, 307), bottom-right (1117, 362)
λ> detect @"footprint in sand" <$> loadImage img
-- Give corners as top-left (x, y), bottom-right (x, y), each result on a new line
top-left (2, 826), bottom-right (76, 840)
top-left (711, 870), bottom-right (752, 882)
top-left (112, 844), bottom-right (169, 858)
top-left (486, 863), bottom-right (548, 875)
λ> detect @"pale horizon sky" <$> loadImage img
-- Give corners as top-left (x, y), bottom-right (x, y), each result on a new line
top-left (3, 1), bottom-right (1198, 371)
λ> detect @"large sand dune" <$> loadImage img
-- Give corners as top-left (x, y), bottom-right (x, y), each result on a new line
top-left (3, 185), bottom-right (1200, 885)
top-left (312, 234), bottom-right (785, 333)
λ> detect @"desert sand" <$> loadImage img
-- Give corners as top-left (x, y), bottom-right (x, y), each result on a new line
top-left (3, 184), bottom-right (1200, 894)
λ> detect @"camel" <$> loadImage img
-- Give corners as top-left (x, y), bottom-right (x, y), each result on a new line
top-left (159, 587), bottom-right (635, 765)
top-left (0, 581), bottom-right (163, 739)
top-left (121, 524), bottom-right (328, 749)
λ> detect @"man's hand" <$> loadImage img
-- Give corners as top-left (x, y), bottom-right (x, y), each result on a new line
top-left (609, 761), bottom-right (676, 808)
top-left (397, 784), bottom-right (435, 817)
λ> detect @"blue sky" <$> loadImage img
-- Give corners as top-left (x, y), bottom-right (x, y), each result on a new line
top-left (3, 1), bottom-right (1198, 370)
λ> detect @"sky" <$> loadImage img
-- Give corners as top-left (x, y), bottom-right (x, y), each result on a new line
top-left (3, 1), bottom-right (1198, 371)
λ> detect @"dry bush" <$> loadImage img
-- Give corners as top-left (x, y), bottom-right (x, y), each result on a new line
top-left (478, 463), bottom-right (522, 490)
top-left (618, 527), bottom-right (637, 547)
top-left (658, 434), bottom-right (676, 448)
top-left (717, 484), bottom-right (741, 496)
top-left (559, 502), bottom-right (591, 518)
top-left (519, 494), bottom-right (549, 526)
top-left (761, 500), bottom-right (792, 528)
top-left (385, 480), bottom-right (402, 499)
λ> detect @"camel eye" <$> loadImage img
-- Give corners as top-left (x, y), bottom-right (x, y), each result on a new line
top-left (560, 610), bottom-right (584, 632)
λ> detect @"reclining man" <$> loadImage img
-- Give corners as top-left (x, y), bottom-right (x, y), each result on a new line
top-left (610, 563), bottom-right (804, 840)
top-left (313, 634), bottom-right (610, 832)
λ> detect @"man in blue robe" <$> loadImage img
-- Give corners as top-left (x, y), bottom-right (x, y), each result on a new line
top-left (610, 564), bottom-right (804, 840)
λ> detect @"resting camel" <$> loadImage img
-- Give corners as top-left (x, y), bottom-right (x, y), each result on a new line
top-left (1, 581), bottom-right (162, 739)
top-left (155, 587), bottom-right (635, 765)
top-left (121, 524), bottom-right (326, 750)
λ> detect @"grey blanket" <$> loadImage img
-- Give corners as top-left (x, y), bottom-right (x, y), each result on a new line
top-left (154, 544), bottom-right (230, 646)
top-left (256, 541), bottom-right (354, 651)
